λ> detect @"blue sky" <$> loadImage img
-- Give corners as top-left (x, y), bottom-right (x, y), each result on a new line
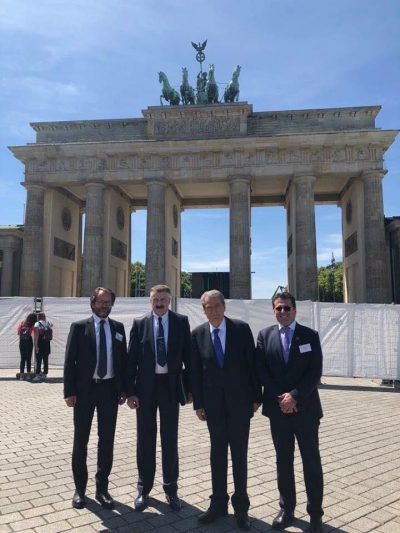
top-left (0, 0), bottom-right (399, 298)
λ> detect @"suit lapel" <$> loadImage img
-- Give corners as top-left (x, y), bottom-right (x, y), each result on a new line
top-left (146, 313), bottom-right (155, 354)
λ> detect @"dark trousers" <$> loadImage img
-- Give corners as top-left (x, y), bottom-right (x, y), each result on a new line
top-left (19, 340), bottom-right (33, 373)
top-left (35, 352), bottom-right (49, 375)
top-left (207, 404), bottom-right (251, 514)
top-left (269, 412), bottom-right (324, 518)
top-left (72, 379), bottom-right (119, 494)
top-left (136, 374), bottom-right (179, 496)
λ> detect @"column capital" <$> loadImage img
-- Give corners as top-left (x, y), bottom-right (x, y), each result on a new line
top-left (228, 177), bottom-right (250, 186)
top-left (22, 183), bottom-right (47, 192)
top-left (144, 177), bottom-right (168, 188)
top-left (292, 174), bottom-right (316, 184)
top-left (84, 181), bottom-right (106, 190)
top-left (360, 170), bottom-right (387, 181)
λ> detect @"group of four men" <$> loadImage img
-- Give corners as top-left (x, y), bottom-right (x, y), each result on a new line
top-left (63, 284), bottom-right (324, 532)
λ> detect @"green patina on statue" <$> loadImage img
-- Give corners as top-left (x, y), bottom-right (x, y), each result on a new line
top-left (157, 40), bottom-right (242, 106)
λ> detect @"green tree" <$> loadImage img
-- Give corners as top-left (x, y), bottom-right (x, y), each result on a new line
top-left (130, 263), bottom-right (193, 297)
top-left (130, 261), bottom-right (145, 296)
top-left (318, 261), bottom-right (343, 302)
top-left (181, 271), bottom-right (192, 297)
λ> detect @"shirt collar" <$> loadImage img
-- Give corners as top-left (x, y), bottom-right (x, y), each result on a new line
top-left (153, 311), bottom-right (168, 324)
top-left (279, 321), bottom-right (296, 331)
top-left (93, 314), bottom-right (109, 325)
top-left (209, 317), bottom-right (226, 333)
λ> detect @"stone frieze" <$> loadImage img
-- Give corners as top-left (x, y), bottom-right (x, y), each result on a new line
top-left (31, 145), bottom-right (381, 173)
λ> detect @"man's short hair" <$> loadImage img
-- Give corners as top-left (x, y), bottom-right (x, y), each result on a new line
top-left (200, 290), bottom-right (225, 308)
top-left (150, 284), bottom-right (171, 296)
top-left (90, 287), bottom-right (116, 306)
top-left (272, 292), bottom-right (296, 309)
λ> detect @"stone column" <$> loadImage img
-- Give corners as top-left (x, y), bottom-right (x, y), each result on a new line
top-left (81, 183), bottom-right (105, 296)
top-left (293, 175), bottom-right (318, 301)
top-left (0, 248), bottom-right (15, 296)
top-left (229, 178), bottom-right (251, 299)
top-left (362, 171), bottom-right (388, 303)
top-left (20, 185), bottom-right (45, 296)
top-left (145, 180), bottom-right (167, 295)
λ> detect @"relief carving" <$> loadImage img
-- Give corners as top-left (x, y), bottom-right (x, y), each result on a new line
top-left (38, 160), bottom-right (48, 171)
top-left (265, 151), bottom-right (278, 164)
top-left (154, 116), bottom-right (240, 136)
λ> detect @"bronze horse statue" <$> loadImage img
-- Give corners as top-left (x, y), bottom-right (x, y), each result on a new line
top-left (158, 71), bottom-right (180, 105)
top-left (223, 65), bottom-right (241, 103)
top-left (205, 64), bottom-right (219, 104)
top-left (180, 67), bottom-right (195, 105)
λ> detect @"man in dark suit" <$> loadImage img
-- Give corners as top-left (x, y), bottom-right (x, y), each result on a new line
top-left (256, 292), bottom-right (324, 533)
top-left (191, 290), bottom-right (262, 530)
top-left (64, 287), bottom-right (127, 510)
top-left (126, 284), bottom-right (191, 512)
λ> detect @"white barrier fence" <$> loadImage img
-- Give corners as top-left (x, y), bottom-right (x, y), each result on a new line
top-left (1, 297), bottom-right (399, 379)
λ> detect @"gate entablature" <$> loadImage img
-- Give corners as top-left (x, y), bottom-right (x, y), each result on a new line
top-left (8, 103), bottom-right (399, 302)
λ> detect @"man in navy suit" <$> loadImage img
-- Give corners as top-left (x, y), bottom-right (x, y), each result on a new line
top-left (256, 292), bottom-right (324, 532)
top-left (126, 284), bottom-right (191, 512)
top-left (191, 290), bottom-right (261, 530)
top-left (64, 287), bottom-right (127, 510)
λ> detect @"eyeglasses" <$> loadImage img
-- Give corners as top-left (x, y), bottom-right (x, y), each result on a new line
top-left (96, 300), bottom-right (113, 307)
top-left (274, 305), bottom-right (293, 312)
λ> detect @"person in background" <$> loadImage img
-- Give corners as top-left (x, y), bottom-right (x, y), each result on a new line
top-left (32, 311), bottom-right (53, 382)
top-left (255, 292), bottom-right (324, 533)
top-left (17, 312), bottom-right (37, 379)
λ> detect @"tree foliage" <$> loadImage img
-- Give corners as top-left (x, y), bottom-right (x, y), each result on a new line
top-left (130, 261), bottom-right (146, 296)
top-left (318, 261), bottom-right (343, 302)
top-left (130, 262), bottom-right (193, 297)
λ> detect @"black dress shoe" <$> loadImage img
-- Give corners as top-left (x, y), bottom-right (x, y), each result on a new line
top-left (72, 490), bottom-right (86, 509)
top-left (307, 517), bottom-right (323, 532)
top-left (236, 513), bottom-right (251, 530)
top-left (271, 510), bottom-right (295, 530)
top-left (95, 491), bottom-right (114, 509)
top-left (166, 494), bottom-right (182, 511)
top-left (134, 494), bottom-right (149, 512)
top-left (197, 507), bottom-right (228, 524)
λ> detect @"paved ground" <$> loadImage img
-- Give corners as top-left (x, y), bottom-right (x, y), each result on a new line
top-left (1, 369), bottom-right (399, 533)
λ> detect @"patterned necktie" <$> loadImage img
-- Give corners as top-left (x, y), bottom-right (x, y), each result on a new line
top-left (281, 326), bottom-right (291, 363)
top-left (213, 328), bottom-right (224, 368)
top-left (98, 320), bottom-right (107, 378)
top-left (157, 317), bottom-right (167, 367)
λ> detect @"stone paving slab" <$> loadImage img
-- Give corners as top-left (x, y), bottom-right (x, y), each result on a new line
top-left (0, 369), bottom-right (399, 532)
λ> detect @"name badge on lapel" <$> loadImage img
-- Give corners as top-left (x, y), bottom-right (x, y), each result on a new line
top-left (299, 343), bottom-right (312, 353)
top-left (115, 332), bottom-right (123, 342)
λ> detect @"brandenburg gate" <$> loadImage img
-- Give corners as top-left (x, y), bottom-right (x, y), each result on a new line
top-left (8, 102), bottom-right (398, 302)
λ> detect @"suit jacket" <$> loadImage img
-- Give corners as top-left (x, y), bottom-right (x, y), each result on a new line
top-left (63, 316), bottom-right (127, 399)
top-left (191, 317), bottom-right (262, 424)
top-left (125, 310), bottom-right (191, 404)
top-left (256, 323), bottom-right (323, 420)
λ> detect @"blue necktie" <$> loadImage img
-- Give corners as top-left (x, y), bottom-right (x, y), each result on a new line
top-left (281, 326), bottom-right (291, 363)
top-left (213, 328), bottom-right (224, 368)
top-left (157, 317), bottom-right (167, 367)
top-left (98, 320), bottom-right (107, 378)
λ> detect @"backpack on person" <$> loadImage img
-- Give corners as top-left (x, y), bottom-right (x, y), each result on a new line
top-left (19, 325), bottom-right (31, 341)
top-left (40, 323), bottom-right (53, 341)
